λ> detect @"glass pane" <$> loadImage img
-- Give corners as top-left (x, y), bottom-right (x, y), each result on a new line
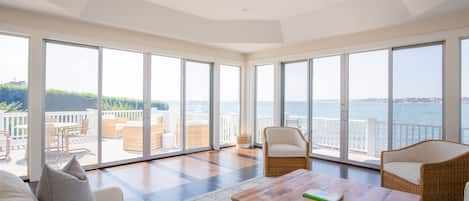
top-left (462, 39), bottom-right (469, 144)
top-left (311, 56), bottom-right (341, 158)
top-left (284, 61), bottom-right (308, 134)
top-left (348, 50), bottom-right (388, 165)
top-left (102, 48), bottom-right (143, 163)
top-left (0, 34), bottom-right (29, 176)
top-left (45, 42), bottom-right (98, 168)
top-left (185, 61), bottom-right (210, 150)
top-left (219, 65), bottom-right (240, 145)
top-left (392, 44), bottom-right (443, 149)
top-left (255, 65), bottom-right (274, 144)
top-left (151, 55), bottom-right (182, 155)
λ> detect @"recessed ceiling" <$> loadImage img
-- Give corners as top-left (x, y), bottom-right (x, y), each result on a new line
top-left (143, 0), bottom-right (346, 20)
top-left (1, 0), bottom-right (469, 53)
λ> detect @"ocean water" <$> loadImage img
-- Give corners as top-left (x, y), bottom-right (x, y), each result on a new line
top-left (259, 101), bottom-right (469, 128)
top-left (166, 100), bottom-right (469, 128)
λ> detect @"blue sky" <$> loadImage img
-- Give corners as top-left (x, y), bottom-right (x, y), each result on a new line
top-left (262, 44), bottom-right (445, 101)
top-left (0, 34), bottom-right (466, 102)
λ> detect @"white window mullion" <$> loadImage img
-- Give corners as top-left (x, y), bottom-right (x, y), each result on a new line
top-left (29, 36), bottom-right (44, 181)
top-left (142, 53), bottom-right (151, 158)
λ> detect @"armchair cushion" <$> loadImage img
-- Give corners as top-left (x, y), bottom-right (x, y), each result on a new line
top-left (383, 162), bottom-right (422, 185)
top-left (269, 144), bottom-right (307, 157)
top-left (265, 127), bottom-right (305, 148)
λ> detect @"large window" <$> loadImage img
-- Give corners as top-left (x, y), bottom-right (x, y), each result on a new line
top-left (101, 48), bottom-right (143, 163)
top-left (45, 41), bottom-right (99, 168)
top-left (255, 64), bottom-right (274, 144)
top-left (283, 61), bottom-right (308, 134)
top-left (184, 61), bottom-right (211, 150)
top-left (348, 50), bottom-right (388, 165)
top-left (219, 65), bottom-right (240, 146)
top-left (151, 55), bottom-right (182, 155)
top-left (392, 43), bottom-right (443, 149)
top-left (462, 39), bottom-right (469, 144)
top-left (0, 34), bottom-right (29, 176)
top-left (311, 56), bottom-right (341, 158)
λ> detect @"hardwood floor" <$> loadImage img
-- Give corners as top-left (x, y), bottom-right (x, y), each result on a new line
top-left (83, 147), bottom-right (380, 201)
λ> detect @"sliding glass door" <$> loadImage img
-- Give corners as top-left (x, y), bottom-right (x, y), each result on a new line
top-left (101, 48), bottom-right (144, 163)
top-left (151, 55), bottom-right (182, 155)
top-left (45, 41), bottom-right (99, 168)
top-left (0, 34), bottom-right (29, 176)
top-left (255, 64), bottom-right (274, 145)
top-left (275, 42), bottom-right (444, 167)
top-left (219, 65), bottom-right (241, 146)
top-left (462, 39), bottom-right (469, 144)
top-left (310, 56), bottom-right (341, 158)
top-left (42, 39), bottom-right (216, 172)
top-left (392, 43), bottom-right (443, 149)
top-left (348, 50), bottom-right (388, 165)
top-left (184, 61), bottom-right (211, 150)
top-left (283, 61), bottom-right (308, 134)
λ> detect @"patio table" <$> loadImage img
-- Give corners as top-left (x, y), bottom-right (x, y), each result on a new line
top-left (16, 122), bottom-right (79, 153)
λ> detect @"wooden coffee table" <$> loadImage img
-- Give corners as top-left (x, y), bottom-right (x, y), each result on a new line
top-left (231, 169), bottom-right (421, 201)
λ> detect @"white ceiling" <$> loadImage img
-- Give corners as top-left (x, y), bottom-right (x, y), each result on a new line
top-left (143, 0), bottom-right (346, 20)
top-left (1, 0), bottom-right (469, 53)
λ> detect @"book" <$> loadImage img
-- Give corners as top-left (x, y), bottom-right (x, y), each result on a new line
top-left (302, 189), bottom-right (343, 201)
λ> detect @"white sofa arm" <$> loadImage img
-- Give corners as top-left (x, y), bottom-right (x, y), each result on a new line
top-left (94, 187), bottom-right (124, 201)
top-left (465, 182), bottom-right (469, 201)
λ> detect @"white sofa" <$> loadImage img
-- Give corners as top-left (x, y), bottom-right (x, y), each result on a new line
top-left (0, 170), bottom-right (123, 201)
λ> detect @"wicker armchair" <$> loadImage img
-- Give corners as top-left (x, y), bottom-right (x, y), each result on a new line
top-left (263, 127), bottom-right (309, 177)
top-left (0, 130), bottom-right (11, 160)
top-left (381, 140), bottom-right (469, 201)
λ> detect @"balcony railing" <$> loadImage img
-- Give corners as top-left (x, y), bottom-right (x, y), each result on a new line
top-left (0, 110), bottom-right (452, 160)
top-left (256, 115), bottom-right (445, 157)
top-left (0, 110), bottom-right (241, 148)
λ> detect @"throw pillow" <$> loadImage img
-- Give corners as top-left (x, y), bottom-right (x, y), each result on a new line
top-left (36, 157), bottom-right (95, 201)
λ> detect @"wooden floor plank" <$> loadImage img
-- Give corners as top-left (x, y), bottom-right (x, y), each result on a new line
top-left (30, 147), bottom-right (381, 201)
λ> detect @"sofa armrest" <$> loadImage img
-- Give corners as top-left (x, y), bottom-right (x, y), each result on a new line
top-left (94, 187), bottom-right (123, 201)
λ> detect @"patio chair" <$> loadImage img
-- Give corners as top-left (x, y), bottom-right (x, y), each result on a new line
top-left (64, 118), bottom-right (90, 153)
top-left (0, 130), bottom-right (11, 160)
top-left (263, 127), bottom-right (309, 177)
top-left (381, 140), bottom-right (469, 201)
top-left (67, 117), bottom-right (89, 137)
top-left (44, 124), bottom-right (61, 152)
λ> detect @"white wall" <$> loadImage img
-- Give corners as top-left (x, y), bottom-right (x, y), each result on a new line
top-left (245, 9), bottom-right (469, 147)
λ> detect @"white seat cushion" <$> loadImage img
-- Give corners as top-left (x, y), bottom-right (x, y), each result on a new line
top-left (268, 144), bottom-right (306, 157)
top-left (384, 162), bottom-right (422, 185)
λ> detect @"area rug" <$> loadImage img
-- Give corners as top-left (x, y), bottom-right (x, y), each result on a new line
top-left (186, 176), bottom-right (274, 201)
